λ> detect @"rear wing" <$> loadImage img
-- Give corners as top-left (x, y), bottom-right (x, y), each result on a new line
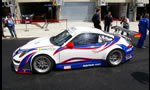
top-left (111, 26), bottom-right (141, 38)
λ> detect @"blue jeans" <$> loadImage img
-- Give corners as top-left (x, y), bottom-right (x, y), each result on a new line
top-left (121, 26), bottom-right (129, 36)
top-left (8, 25), bottom-right (17, 38)
top-left (104, 24), bottom-right (110, 32)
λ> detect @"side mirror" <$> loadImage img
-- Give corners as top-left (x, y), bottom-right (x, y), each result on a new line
top-left (66, 42), bottom-right (74, 48)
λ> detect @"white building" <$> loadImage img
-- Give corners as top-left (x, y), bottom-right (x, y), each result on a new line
top-left (2, 0), bottom-right (149, 23)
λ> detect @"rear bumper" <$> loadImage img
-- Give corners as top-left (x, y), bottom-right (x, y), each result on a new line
top-left (123, 46), bottom-right (134, 62)
top-left (124, 52), bottom-right (134, 61)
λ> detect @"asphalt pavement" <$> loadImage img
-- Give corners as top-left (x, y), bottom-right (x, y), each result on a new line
top-left (2, 36), bottom-right (149, 90)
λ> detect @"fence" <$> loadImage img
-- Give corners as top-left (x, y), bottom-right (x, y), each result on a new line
top-left (2, 18), bottom-right (68, 32)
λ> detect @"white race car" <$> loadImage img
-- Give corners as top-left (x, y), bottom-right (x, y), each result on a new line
top-left (12, 26), bottom-right (134, 74)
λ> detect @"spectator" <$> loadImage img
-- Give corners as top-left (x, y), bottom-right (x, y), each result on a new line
top-left (41, 13), bottom-right (48, 29)
top-left (92, 9), bottom-right (102, 30)
top-left (120, 16), bottom-right (130, 35)
top-left (104, 11), bottom-right (113, 32)
top-left (5, 14), bottom-right (17, 38)
top-left (137, 13), bottom-right (149, 48)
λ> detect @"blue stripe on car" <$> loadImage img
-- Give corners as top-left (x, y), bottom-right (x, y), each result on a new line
top-left (18, 52), bottom-right (35, 71)
top-left (56, 59), bottom-right (108, 69)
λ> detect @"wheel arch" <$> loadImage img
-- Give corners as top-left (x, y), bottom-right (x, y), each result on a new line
top-left (30, 53), bottom-right (56, 72)
top-left (106, 48), bottom-right (126, 66)
top-left (107, 48), bottom-right (125, 58)
top-left (103, 47), bottom-right (125, 60)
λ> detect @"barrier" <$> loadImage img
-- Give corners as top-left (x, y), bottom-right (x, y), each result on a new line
top-left (2, 19), bottom-right (67, 31)
top-left (2, 18), bottom-right (122, 32)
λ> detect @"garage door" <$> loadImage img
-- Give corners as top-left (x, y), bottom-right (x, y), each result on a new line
top-left (61, 2), bottom-right (96, 21)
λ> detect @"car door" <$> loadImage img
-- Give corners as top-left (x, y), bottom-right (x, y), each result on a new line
top-left (59, 33), bottom-right (105, 64)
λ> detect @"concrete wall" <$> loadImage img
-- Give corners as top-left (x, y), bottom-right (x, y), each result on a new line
top-left (18, 0), bottom-right (50, 3)
top-left (64, 0), bottom-right (96, 2)
top-left (109, 3), bottom-right (128, 18)
top-left (61, 2), bottom-right (96, 21)
top-left (119, 3), bottom-right (128, 18)
top-left (144, 0), bottom-right (149, 4)
top-left (17, 0), bottom-right (96, 3)
top-left (106, 0), bottom-right (128, 3)
top-left (2, 0), bottom-right (149, 3)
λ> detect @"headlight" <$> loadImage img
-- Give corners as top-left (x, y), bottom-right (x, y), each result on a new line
top-left (19, 50), bottom-right (28, 58)
top-left (13, 59), bottom-right (20, 63)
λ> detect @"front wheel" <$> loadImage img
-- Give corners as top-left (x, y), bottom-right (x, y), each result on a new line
top-left (107, 49), bottom-right (125, 66)
top-left (32, 55), bottom-right (54, 74)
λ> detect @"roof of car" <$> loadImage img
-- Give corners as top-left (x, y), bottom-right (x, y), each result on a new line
top-left (67, 26), bottom-right (106, 35)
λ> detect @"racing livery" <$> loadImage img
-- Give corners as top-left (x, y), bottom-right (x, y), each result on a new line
top-left (12, 26), bottom-right (134, 74)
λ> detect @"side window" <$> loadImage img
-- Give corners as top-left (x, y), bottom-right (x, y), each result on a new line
top-left (72, 33), bottom-right (99, 46)
top-left (101, 35), bottom-right (113, 42)
top-left (98, 35), bottom-right (103, 43)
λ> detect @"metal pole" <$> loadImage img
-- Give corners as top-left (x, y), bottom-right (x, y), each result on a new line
top-left (45, 7), bottom-right (51, 31)
top-left (66, 19), bottom-right (68, 29)
top-left (25, 21), bottom-right (29, 32)
top-left (45, 19), bottom-right (49, 31)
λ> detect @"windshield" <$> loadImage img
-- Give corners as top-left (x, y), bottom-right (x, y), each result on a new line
top-left (50, 30), bottom-right (72, 46)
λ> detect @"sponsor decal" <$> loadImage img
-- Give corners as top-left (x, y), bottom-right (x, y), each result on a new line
top-left (83, 63), bottom-right (101, 67)
top-left (64, 66), bottom-right (71, 69)
top-left (39, 47), bottom-right (56, 51)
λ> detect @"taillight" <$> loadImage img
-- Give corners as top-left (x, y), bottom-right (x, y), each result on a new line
top-left (128, 45), bottom-right (132, 48)
top-left (134, 33), bottom-right (141, 38)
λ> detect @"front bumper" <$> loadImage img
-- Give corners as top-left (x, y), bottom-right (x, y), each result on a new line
top-left (12, 59), bottom-right (32, 74)
top-left (12, 49), bottom-right (37, 74)
top-left (12, 59), bottom-right (20, 72)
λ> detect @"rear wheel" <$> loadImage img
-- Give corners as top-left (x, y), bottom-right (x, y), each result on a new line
top-left (107, 49), bottom-right (125, 66)
top-left (32, 55), bottom-right (54, 74)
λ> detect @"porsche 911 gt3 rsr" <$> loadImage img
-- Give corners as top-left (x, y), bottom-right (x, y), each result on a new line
top-left (12, 26), bottom-right (134, 74)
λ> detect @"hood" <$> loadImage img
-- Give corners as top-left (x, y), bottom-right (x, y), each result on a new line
top-left (20, 37), bottom-right (55, 49)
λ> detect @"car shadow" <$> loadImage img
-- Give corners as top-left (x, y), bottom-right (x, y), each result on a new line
top-left (131, 72), bottom-right (149, 84)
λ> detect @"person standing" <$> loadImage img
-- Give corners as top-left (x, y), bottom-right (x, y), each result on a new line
top-left (41, 13), bottom-right (48, 29)
top-left (92, 9), bottom-right (102, 30)
top-left (104, 11), bottom-right (113, 32)
top-left (5, 14), bottom-right (17, 38)
top-left (120, 16), bottom-right (130, 35)
top-left (137, 13), bottom-right (149, 48)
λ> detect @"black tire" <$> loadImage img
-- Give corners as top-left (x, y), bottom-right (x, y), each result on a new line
top-left (32, 55), bottom-right (54, 74)
top-left (106, 49), bottom-right (125, 66)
